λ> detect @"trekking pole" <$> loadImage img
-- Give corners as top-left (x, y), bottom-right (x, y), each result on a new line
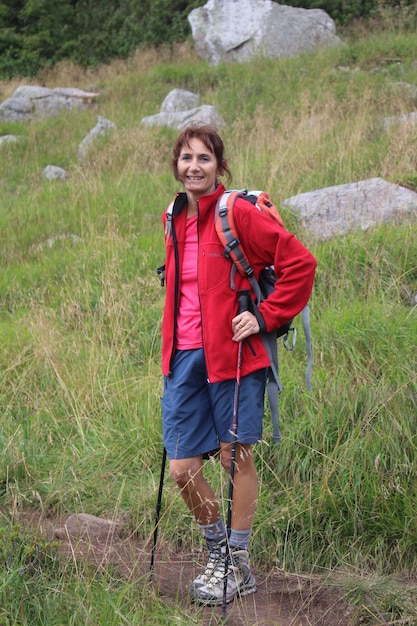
top-left (149, 446), bottom-right (167, 580)
top-left (222, 290), bottom-right (250, 619)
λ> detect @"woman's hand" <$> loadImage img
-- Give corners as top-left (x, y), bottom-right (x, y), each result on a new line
top-left (232, 311), bottom-right (260, 342)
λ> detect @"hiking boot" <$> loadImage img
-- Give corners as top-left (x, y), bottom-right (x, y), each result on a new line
top-left (191, 548), bottom-right (256, 606)
top-left (190, 538), bottom-right (227, 593)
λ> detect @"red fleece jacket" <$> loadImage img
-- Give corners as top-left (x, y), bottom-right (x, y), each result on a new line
top-left (161, 183), bottom-right (317, 382)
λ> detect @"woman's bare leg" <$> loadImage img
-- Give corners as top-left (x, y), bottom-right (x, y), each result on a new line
top-left (219, 442), bottom-right (257, 530)
top-left (169, 456), bottom-right (220, 525)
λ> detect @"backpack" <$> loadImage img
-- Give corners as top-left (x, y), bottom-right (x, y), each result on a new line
top-left (214, 189), bottom-right (312, 443)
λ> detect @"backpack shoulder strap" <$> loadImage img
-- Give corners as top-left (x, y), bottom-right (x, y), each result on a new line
top-left (215, 190), bottom-right (250, 276)
top-left (164, 201), bottom-right (174, 239)
top-left (215, 190), bottom-right (263, 305)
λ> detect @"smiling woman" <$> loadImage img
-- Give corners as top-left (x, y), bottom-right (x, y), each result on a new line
top-left (158, 123), bottom-right (316, 608)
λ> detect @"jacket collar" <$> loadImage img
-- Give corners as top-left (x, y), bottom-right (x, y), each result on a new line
top-left (171, 183), bottom-right (226, 219)
top-left (197, 183), bottom-right (226, 220)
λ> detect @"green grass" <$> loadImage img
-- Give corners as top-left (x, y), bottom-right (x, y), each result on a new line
top-left (0, 522), bottom-right (202, 625)
top-left (1, 9), bottom-right (417, 624)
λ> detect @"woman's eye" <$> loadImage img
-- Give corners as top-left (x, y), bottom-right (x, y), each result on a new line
top-left (179, 153), bottom-right (212, 162)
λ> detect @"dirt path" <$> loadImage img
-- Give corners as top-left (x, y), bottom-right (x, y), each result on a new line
top-left (16, 511), bottom-right (352, 626)
top-left (151, 546), bottom-right (352, 625)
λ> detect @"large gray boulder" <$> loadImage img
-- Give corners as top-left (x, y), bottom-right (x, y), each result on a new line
top-left (0, 86), bottom-right (98, 121)
top-left (160, 88), bottom-right (200, 112)
top-left (141, 104), bottom-right (226, 130)
top-left (141, 88), bottom-right (225, 130)
top-left (188, 0), bottom-right (342, 66)
top-left (282, 178), bottom-right (417, 240)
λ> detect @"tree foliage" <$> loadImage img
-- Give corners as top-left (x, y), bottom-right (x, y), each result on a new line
top-left (284, 0), bottom-right (377, 24)
top-left (0, 0), bottom-right (204, 78)
top-left (0, 0), bottom-right (413, 79)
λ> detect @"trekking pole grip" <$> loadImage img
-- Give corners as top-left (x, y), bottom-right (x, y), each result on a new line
top-left (237, 289), bottom-right (250, 315)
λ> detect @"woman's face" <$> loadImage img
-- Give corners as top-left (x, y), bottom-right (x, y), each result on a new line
top-left (176, 137), bottom-right (221, 199)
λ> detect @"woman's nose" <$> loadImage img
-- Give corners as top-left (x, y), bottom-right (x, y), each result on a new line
top-left (189, 158), bottom-right (200, 169)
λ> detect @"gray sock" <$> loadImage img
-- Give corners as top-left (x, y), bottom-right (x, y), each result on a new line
top-left (198, 519), bottom-right (226, 543)
top-left (229, 528), bottom-right (251, 551)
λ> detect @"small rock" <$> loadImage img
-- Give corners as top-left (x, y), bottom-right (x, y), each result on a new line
top-left (0, 135), bottom-right (20, 145)
top-left (43, 165), bottom-right (69, 180)
top-left (78, 115), bottom-right (116, 161)
top-left (54, 513), bottom-right (124, 541)
top-left (382, 111), bottom-right (417, 129)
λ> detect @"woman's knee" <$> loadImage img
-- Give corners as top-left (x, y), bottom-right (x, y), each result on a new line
top-left (219, 445), bottom-right (232, 472)
top-left (219, 443), bottom-right (254, 474)
top-left (169, 458), bottom-right (202, 489)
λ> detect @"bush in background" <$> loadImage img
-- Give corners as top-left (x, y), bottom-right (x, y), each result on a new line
top-left (1, 0), bottom-right (416, 79)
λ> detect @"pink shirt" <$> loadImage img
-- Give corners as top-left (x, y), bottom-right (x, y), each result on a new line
top-left (175, 215), bottom-right (203, 350)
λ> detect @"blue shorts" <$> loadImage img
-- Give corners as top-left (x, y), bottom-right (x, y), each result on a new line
top-left (161, 348), bottom-right (267, 460)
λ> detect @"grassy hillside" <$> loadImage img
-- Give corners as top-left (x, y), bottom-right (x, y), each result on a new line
top-left (1, 12), bottom-right (417, 625)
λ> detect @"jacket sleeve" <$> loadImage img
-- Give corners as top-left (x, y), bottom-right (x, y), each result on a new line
top-left (234, 199), bottom-right (317, 334)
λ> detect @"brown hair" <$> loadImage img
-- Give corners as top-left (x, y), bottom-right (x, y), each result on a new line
top-left (171, 123), bottom-right (232, 185)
